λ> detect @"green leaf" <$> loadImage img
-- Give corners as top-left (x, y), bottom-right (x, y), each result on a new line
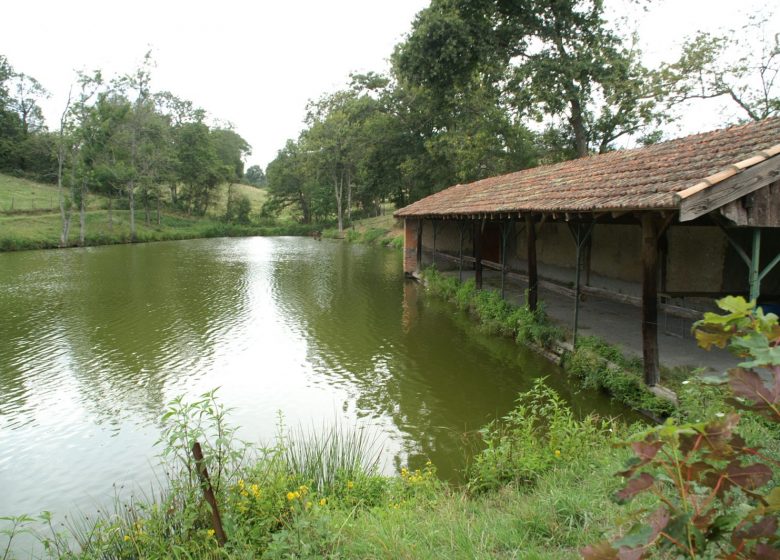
top-left (716, 295), bottom-right (755, 315)
top-left (613, 523), bottom-right (654, 548)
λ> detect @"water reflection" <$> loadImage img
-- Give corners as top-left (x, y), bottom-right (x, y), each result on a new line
top-left (0, 237), bottom-right (631, 526)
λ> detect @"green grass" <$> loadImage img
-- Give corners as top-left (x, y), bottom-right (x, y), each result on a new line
top-left (0, 174), bottom-right (318, 251)
top-left (0, 174), bottom-right (107, 214)
top-left (210, 183), bottom-right (269, 217)
top-left (4, 378), bottom-right (779, 559)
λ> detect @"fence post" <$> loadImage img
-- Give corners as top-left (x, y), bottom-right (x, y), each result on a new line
top-left (191, 441), bottom-right (227, 545)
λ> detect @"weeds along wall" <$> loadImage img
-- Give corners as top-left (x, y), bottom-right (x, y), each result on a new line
top-left (421, 268), bottom-right (676, 418)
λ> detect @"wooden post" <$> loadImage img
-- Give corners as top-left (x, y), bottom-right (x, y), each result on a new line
top-left (432, 221), bottom-right (438, 267)
top-left (192, 441), bottom-right (227, 546)
top-left (474, 220), bottom-right (483, 289)
top-left (500, 221), bottom-right (512, 298)
top-left (526, 214), bottom-right (538, 311)
top-left (641, 213), bottom-right (661, 386)
top-left (750, 228), bottom-right (761, 303)
top-left (458, 221), bottom-right (465, 282)
top-left (416, 218), bottom-right (423, 271)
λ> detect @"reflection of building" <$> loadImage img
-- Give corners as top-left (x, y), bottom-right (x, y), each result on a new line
top-left (396, 117), bottom-right (780, 387)
top-left (402, 278), bottom-right (419, 334)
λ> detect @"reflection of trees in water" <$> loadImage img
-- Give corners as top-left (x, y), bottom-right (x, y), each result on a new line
top-left (268, 241), bottom-right (551, 477)
top-left (0, 240), bottom-right (252, 428)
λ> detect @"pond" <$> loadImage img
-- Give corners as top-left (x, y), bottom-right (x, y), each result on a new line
top-left (0, 237), bottom-right (630, 527)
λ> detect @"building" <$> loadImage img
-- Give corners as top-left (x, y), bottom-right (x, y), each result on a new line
top-left (395, 117), bottom-right (780, 386)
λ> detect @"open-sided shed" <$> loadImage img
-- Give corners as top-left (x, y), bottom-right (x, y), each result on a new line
top-left (395, 117), bottom-right (780, 386)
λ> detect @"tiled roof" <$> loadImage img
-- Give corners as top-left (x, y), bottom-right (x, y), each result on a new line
top-left (394, 117), bottom-right (780, 218)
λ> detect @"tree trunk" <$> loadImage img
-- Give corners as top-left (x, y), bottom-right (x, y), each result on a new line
top-left (129, 180), bottom-right (136, 241)
top-left (156, 195), bottom-right (161, 226)
top-left (334, 172), bottom-right (343, 233)
top-left (144, 189), bottom-right (150, 225)
top-left (346, 171), bottom-right (353, 226)
top-left (107, 194), bottom-right (113, 231)
top-left (79, 180), bottom-right (86, 246)
top-left (569, 97), bottom-right (589, 158)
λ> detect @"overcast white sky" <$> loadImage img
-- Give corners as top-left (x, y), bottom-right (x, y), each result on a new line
top-left (1, 0), bottom-right (777, 169)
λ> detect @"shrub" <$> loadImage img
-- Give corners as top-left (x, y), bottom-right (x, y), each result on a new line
top-left (583, 297), bottom-right (780, 559)
top-left (468, 380), bottom-right (619, 493)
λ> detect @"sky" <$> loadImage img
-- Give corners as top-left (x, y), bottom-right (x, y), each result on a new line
top-left (0, 0), bottom-right (777, 169)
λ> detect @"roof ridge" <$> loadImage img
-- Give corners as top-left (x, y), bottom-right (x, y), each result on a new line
top-left (676, 142), bottom-right (780, 200)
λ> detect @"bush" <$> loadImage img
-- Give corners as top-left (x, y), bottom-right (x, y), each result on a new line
top-left (583, 297), bottom-right (780, 559)
top-left (468, 380), bottom-right (619, 493)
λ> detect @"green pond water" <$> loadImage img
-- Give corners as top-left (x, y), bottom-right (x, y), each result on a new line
top-left (0, 237), bottom-right (631, 526)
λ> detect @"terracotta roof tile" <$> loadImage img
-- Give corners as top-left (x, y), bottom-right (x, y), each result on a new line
top-left (394, 117), bottom-right (780, 217)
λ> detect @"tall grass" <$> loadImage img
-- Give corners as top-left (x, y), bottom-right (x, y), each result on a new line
top-left (282, 423), bottom-right (383, 495)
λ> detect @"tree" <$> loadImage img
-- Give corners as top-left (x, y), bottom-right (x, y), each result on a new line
top-left (394, 0), bottom-right (664, 158)
top-left (264, 139), bottom-right (317, 224)
top-left (244, 164), bottom-right (266, 187)
top-left (658, 15), bottom-right (779, 122)
top-left (175, 120), bottom-right (225, 216)
top-left (211, 128), bottom-right (251, 183)
top-left (8, 72), bottom-right (48, 136)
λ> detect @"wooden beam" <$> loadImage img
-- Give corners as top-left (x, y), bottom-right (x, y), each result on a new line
top-left (679, 155), bottom-right (780, 222)
top-left (416, 218), bottom-right (423, 271)
top-left (641, 213), bottom-right (661, 386)
top-left (526, 213), bottom-right (538, 311)
top-left (474, 221), bottom-right (483, 289)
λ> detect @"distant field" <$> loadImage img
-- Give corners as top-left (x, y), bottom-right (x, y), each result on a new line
top-left (211, 183), bottom-right (268, 216)
top-left (0, 175), bottom-right (108, 213)
top-left (0, 174), bottom-right (284, 251)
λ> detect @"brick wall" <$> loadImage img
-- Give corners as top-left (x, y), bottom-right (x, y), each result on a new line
top-left (403, 218), bottom-right (417, 275)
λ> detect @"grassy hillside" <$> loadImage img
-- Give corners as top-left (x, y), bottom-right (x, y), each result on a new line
top-left (0, 174), bottom-right (302, 251)
top-left (0, 174), bottom-right (107, 213)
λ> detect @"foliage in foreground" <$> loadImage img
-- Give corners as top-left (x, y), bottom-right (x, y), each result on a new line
top-left (583, 297), bottom-right (780, 559)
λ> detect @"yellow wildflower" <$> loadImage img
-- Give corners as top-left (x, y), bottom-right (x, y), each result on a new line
top-left (286, 491), bottom-right (296, 501)
top-left (207, 529), bottom-right (215, 538)
top-left (346, 480), bottom-right (354, 489)
top-left (319, 498), bottom-right (327, 506)
top-left (554, 449), bottom-right (561, 458)
top-left (238, 479), bottom-right (245, 488)
top-left (123, 535), bottom-right (131, 542)
top-left (250, 484), bottom-right (261, 498)
top-left (305, 501), bottom-right (312, 510)
top-left (299, 484), bottom-right (309, 495)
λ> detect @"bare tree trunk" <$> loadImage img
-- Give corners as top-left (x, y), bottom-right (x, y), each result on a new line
top-left (79, 180), bottom-right (86, 246)
top-left (107, 194), bottom-right (113, 231)
top-left (57, 90), bottom-right (73, 248)
top-left (156, 195), bottom-right (161, 226)
top-left (346, 173), bottom-right (353, 226)
top-left (129, 179), bottom-right (136, 241)
top-left (334, 172), bottom-right (343, 233)
top-left (144, 188), bottom-right (150, 225)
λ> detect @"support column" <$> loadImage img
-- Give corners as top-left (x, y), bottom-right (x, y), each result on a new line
top-left (432, 221), bottom-right (439, 268)
top-left (500, 221), bottom-right (513, 299)
top-left (641, 213), bottom-right (660, 387)
top-left (568, 222), bottom-right (595, 347)
top-left (458, 220), bottom-right (466, 282)
top-left (750, 228), bottom-right (761, 303)
top-left (474, 220), bottom-right (483, 289)
top-left (526, 214), bottom-right (538, 311)
top-left (416, 218), bottom-right (424, 271)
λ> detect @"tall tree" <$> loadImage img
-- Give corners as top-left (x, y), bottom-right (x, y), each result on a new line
top-left (657, 15), bottom-right (779, 122)
top-left (244, 164), bottom-right (266, 187)
top-left (394, 0), bottom-right (664, 157)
